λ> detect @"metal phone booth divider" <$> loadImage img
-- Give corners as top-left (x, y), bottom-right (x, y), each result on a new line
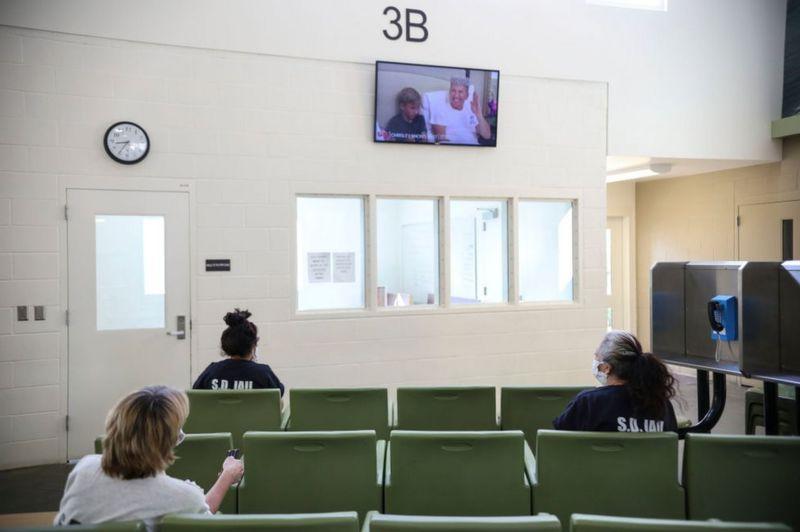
top-left (651, 261), bottom-right (799, 436)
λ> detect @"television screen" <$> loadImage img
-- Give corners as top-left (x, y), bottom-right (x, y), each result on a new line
top-left (374, 61), bottom-right (499, 147)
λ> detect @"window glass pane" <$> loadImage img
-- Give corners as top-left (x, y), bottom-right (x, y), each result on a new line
top-left (377, 198), bottom-right (439, 306)
top-left (297, 197), bottom-right (365, 311)
top-left (518, 200), bottom-right (574, 302)
top-left (96, 215), bottom-right (165, 330)
top-left (449, 199), bottom-right (508, 304)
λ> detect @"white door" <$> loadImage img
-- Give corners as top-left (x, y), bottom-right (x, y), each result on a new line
top-left (606, 217), bottom-right (625, 330)
top-left (67, 189), bottom-right (191, 459)
top-left (738, 200), bottom-right (800, 260)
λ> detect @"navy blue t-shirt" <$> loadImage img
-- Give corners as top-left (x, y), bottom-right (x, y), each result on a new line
top-left (553, 385), bottom-right (677, 432)
top-left (192, 358), bottom-right (284, 396)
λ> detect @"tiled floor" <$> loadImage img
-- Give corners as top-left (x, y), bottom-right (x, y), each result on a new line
top-left (0, 374), bottom-right (753, 514)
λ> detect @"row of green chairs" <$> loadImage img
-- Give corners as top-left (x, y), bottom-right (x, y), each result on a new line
top-left (744, 387), bottom-right (797, 435)
top-left (159, 512), bottom-right (791, 532)
top-left (7, 512), bottom-right (791, 531)
top-left (182, 386), bottom-right (590, 450)
top-left (110, 428), bottom-right (799, 529)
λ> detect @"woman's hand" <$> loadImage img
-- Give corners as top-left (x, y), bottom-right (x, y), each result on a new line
top-left (220, 456), bottom-right (244, 483)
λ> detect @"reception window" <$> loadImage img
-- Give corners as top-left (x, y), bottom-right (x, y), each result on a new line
top-left (296, 196), bottom-right (365, 311)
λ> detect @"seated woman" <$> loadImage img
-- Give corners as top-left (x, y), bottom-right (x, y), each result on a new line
top-left (554, 330), bottom-right (679, 432)
top-left (193, 309), bottom-right (284, 395)
top-left (55, 385), bottom-right (243, 526)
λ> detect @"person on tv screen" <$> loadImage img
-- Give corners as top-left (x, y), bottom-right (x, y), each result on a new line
top-left (430, 77), bottom-right (492, 145)
top-left (384, 87), bottom-right (428, 143)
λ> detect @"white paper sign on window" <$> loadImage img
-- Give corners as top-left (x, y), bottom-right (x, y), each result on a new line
top-left (333, 252), bottom-right (355, 283)
top-left (307, 252), bottom-right (331, 283)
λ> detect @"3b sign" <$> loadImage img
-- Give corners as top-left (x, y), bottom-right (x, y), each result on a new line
top-left (383, 6), bottom-right (429, 42)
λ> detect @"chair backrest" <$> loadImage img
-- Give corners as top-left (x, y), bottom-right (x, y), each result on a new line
top-left (238, 431), bottom-right (382, 520)
top-left (534, 430), bottom-right (684, 525)
top-left (385, 430), bottom-right (530, 516)
top-left (684, 434), bottom-right (800, 530)
top-left (160, 512), bottom-right (360, 531)
top-left (395, 387), bottom-right (496, 430)
top-left (167, 432), bottom-right (236, 514)
top-left (2, 522), bottom-right (145, 531)
top-left (288, 388), bottom-right (389, 439)
top-left (363, 511), bottom-right (561, 531)
top-left (569, 513), bottom-right (792, 531)
top-left (500, 386), bottom-right (590, 451)
top-left (184, 389), bottom-right (281, 449)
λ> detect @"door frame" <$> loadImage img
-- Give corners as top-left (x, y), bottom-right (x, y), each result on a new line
top-left (58, 176), bottom-right (196, 461)
top-left (735, 191), bottom-right (800, 261)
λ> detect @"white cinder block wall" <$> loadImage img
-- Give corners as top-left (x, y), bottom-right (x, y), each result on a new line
top-left (0, 26), bottom-right (608, 469)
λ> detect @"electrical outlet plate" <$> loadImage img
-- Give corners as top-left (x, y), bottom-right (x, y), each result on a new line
top-left (34, 306), bottom-right (45, 321)
top-left (17, 306), bottom-right (28, 321)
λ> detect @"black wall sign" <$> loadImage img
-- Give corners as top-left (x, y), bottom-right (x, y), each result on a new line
top-left (383, 6), bottom-right (428, 42)
top-left (205, 259), bottom-right (231, 272)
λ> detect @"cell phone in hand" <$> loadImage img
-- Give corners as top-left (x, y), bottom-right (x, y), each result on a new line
top-left (226, 448), bottom-right (240, 459)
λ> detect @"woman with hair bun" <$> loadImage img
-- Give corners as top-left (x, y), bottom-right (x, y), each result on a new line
top-left (553, 330), bottom-right (678, 432)
top-left (192, 309), bottom-right (284, 395)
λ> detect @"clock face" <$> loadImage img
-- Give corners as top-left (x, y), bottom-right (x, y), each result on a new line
top-left (104, 122), bottom-right (149, 164)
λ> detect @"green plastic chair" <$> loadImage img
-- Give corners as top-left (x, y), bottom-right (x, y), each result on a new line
top-left (238, 430), bottom-right (384, 521)
top-left (288, 388), bottom-right (390, 439)
top-left (384, 430), bottom-right (533, 516)
top-left (533, 430), bottom-right (684, 525)
top-left (744, 388), bottom-right (797, 435)
top-left (569, 514), bottom-right (791, 531)
top-left (362, 511), bottom-right (561, 531)
top-left (395, 387), bottom-right (497, 430)
top-left (167, 433), bottom-right (236, 514)
top-left (684, 434), bottom-right (800, 530)
top-left (2, 523), bottom-right (145, 531)
top-left (160, 512), bottom-right (360, 531)
top-left (184, 389), bottom-right (282, 449)
top-left (500, 386), bottom-right (590, 452)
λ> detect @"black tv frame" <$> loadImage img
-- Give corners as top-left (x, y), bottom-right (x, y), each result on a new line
top-left (373, 60), bottom-right (500, 148)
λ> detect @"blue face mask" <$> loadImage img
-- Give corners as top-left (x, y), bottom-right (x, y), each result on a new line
top-left (592, 358), bottom-right (608, 385)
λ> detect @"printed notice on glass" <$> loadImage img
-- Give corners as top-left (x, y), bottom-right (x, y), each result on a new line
top-left (333, 252), bottom-right (355, 283)
top-left (307, 252), bottom-right (331, 283)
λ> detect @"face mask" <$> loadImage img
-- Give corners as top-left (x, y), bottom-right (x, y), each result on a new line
top-left (252, 346), bottom-right (259, 362)
top-left (592, 358), bottom-right (608, 385)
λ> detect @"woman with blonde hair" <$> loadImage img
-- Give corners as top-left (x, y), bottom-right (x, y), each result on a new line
top-left (55, 385), bottom-right (243, 526)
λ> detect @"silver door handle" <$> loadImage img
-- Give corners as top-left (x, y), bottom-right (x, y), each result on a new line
top-left (166, 315), bottom-right (186, 340)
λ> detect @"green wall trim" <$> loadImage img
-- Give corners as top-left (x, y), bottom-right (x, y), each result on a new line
top-left (772, 114), bottom-right (800, 138)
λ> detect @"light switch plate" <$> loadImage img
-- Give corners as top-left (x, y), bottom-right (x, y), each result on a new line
top-left (17, 306), bottom-right (28, 321)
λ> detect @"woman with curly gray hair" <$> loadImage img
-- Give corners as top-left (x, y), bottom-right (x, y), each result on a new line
top-left (554, 331), bottom-right (678, 432)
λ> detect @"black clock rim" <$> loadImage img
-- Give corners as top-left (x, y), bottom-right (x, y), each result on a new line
top-left (103, 121), bottom-right (150, 165)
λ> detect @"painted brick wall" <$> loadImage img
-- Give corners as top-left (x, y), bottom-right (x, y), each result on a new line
top-left (0, 26), bottom-right (608, 469)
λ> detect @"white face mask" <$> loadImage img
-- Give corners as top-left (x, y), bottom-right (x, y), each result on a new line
top-left (252, 346), bottom-right (259, 362)
top-left (592, 358), bottom-right (608, 385)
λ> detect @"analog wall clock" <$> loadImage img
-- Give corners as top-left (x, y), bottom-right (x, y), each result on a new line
top-left (103, 121), bottom-right (150, 164)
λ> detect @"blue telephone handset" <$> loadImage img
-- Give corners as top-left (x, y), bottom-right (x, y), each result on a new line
top-left (707, 295), bottom-right (737, 341)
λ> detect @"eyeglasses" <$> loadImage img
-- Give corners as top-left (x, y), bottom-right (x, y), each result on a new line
top-left (176, 428), bottom-right (186, 447)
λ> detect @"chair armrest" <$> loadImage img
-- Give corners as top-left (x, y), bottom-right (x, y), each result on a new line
top-left (524, 440), bottom-right (536, 486)
top-left (280, 405), bottom-right (291, 430)
top-left (362, 511), bottom-right (380, 532)
top-left (383, 442), bottom-right (392, 487)
top-left (376, 440), bottom-right (387, 487)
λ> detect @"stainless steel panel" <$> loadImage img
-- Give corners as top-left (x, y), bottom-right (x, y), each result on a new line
top-left (780, 261), bottom-right (800, 374)
top-left (739, 262), bottom-right (781, 375)
top-left (685, 263), bottom-right (742, 364)
top-left (651, 262), bottom-right (687, 358)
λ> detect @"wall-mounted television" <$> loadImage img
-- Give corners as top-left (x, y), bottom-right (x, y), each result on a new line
top-left (374, 61), bottom-right (499, 147)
